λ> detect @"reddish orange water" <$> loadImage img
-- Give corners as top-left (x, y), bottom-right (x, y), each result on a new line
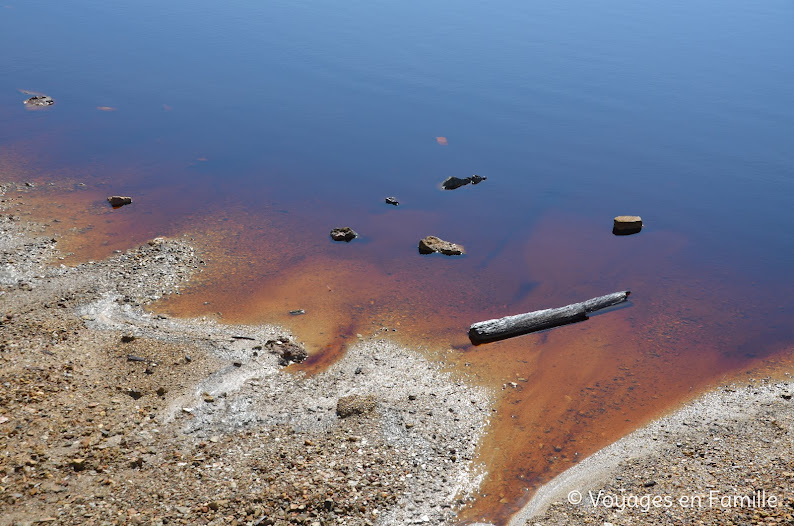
top-left (7, 172), bottom-right (794, 525)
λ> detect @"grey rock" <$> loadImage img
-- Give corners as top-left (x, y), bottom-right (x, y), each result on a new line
top-left (24, 95), bottom-right (54, 107)
top-left (418, 236), bottom-right (465, 256)
top-left (330, 227), bottom-right (357, 242)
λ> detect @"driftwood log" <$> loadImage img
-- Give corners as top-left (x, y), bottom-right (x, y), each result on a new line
top-left (468, 291), bottom-right (631, 344)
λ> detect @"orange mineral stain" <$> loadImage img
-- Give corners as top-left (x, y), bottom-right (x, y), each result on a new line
top-left (4, 159), bottom-right (794, 526)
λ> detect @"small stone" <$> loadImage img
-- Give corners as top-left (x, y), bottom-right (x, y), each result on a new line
top-left (108, 196), bottom-right (133, 207)
top-left (266, 340), bottom-right (308, 366)
top-left (441, 176), bottom-right (470, 190)
top-left (127, 389), bottom-right (143, 400)
top-left (643, 480), bottom-right (657, 487)
top-left (441, 175), bottom-right (486, 190)
top-left (613, 215), bottom-right (643, 235)
top-left (203, 393), bottom-right (215, 403)
top-left (289, 309), bottom-right (306, 315)
top-left (69, 458), bottom-right (87, 471)
top-left (385, 197), bottom-right (399, 206)
top-left (330, 227), bottom-right (358, 242)
top-left (418, 236), bottom-right (465, 256)
top-left (121, 335), bottom-right (136, 343)
top-left (782, 393), bottom-right (792, 400)
top-left (156, 387), bottom-right (167, 397)
top-left (24, 95), bottom-right (55, 107)
top-left (336, 394), bottom-right (377, 418)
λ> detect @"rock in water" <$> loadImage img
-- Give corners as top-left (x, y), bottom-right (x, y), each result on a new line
top-left (441, 175), bottom-right (487, 190)
top-left (107, 196), bottom-right (133, 207)
top-left (613, 215), bottom-right (643, 235)
top-left (330, 227), bottom-right (358, 242)
top-left (441, 176), bottom-right (471, 190)
top-left (24, 95), bottom-right (54, 107)
top-left (418, 236), bottom-right (465, 256)
top-left (385, 197), bottom-right (399, 206)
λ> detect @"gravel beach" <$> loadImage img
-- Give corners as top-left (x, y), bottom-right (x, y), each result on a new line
top-left (0, 182), bottom-right (492, 526)
top-left (512, 378), bottom-right (794, 526)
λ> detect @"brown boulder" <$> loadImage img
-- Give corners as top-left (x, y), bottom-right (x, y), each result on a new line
top-left (330, 227), bottom-right (358, 242)
top-left (418, 236), bottom-right (465, 256)
top-left (107, 196), bottom-right (133, 207)
top-left (613, 215), bottom-right (643, 235)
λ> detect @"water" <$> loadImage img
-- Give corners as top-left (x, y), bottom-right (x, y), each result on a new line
top-left (3, 0), bottom-right (794, 523)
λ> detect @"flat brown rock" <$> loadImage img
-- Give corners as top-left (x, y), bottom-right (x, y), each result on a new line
top-left (613, 215), bottom-right (643, 235)
top-left (418, 235), bottom-right (465, 256)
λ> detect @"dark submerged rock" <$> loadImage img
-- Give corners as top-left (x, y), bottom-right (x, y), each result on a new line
top-left (330, 227), bottom-right (358, 242)
top-left (441, 176), bottom-right (470, 190)
top-left (441, 175), bottom-right (487, 190)
top-left (385, 197), bottom-right (399, 206)
top-left (418, 236), bottom-right (465, 256)
top-left (108, 196), bottom-right (133, 207)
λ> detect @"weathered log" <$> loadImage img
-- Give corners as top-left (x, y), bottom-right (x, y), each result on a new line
top-left (468, 291), bottom-right (631, 344)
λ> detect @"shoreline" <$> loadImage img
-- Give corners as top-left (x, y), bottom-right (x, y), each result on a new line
top-left (510, 374), bottom-right (794, 525)
top-left (3, 179), bottom-right (794, 525)
top-left (0, 181), bottom-right (493, 526)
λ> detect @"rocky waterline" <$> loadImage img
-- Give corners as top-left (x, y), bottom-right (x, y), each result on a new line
top-left (0, 182), bottom-right (492, 526)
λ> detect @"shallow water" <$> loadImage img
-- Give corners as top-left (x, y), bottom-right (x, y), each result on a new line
top-left (3, 0), bottom-right (794, 523)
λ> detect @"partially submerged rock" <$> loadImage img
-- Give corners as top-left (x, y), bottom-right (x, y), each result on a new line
top-left (24, 95), bottom-right (54, 107)
top-left (441, 175), bottom-right (487, 190)
top-left (330, 227), bottom-right (357, 242)
top-left (385, 197), bottom-right (399, 206)
top-left (107, 196), bottom-right (133, 207)
top-left (266, 339), bottom-right (308, 366)
top-left (441, 176), bottom-right (470, 190)
top-left (613, 215), bottom-right (643, 235)
top-left (418, 236), bottom-right (465, 256)
top-left (336, 394), bottom-right (377, 419)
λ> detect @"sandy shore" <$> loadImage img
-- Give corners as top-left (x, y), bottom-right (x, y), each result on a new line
top-left (0, 182), bottom-right (492, 526)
